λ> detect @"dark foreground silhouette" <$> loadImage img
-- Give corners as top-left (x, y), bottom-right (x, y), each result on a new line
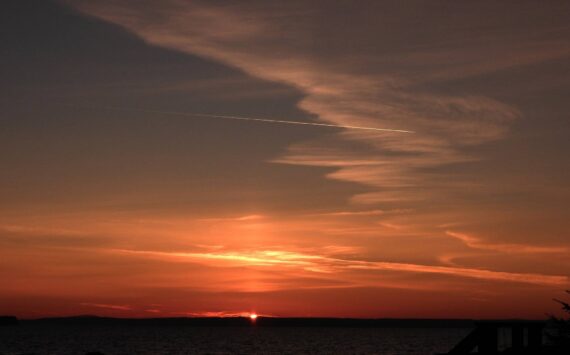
top-left (436, 320), bottom-right (570, 354)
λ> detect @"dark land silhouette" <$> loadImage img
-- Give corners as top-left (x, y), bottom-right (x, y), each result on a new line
top-left (0, 316), bottom-right (18, 326)
top-left (15, 315), bottom-right (475, 328)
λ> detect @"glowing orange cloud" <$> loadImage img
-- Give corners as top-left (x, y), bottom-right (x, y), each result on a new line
top-left (109, 248), bottom-right (568, 286)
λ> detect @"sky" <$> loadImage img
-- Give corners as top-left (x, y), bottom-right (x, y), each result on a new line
top-left (1, 0), bottom-right (569, 319)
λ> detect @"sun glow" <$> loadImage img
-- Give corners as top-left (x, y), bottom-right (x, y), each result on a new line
top-left (249, 313), bottom-right (258, 321)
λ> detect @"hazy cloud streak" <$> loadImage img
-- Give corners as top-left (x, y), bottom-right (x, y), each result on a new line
top-left (446, 231), bottom-right (569, 254)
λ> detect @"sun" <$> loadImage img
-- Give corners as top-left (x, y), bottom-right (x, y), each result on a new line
top-left (249, 313), bottom-right (258, 321)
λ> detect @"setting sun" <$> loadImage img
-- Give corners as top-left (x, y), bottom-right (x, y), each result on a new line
top-left (249, 314), bottom-right (258, 321)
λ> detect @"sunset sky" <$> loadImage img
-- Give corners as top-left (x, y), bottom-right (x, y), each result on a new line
top-left (1, 0), bottom-right (570, 319)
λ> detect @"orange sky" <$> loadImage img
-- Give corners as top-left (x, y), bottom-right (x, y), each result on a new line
top-left (1, 0), bottom-right (570, 319)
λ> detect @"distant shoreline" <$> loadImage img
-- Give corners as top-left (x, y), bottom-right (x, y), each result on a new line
top-left (3, 316), bottom-right (539, 328)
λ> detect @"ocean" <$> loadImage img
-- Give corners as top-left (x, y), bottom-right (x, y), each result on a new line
top-left (0, 324), bottom-right (470, 355)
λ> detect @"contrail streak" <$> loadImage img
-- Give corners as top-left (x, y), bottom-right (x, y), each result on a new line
top-left (72, 105), bottom-right (414, 133)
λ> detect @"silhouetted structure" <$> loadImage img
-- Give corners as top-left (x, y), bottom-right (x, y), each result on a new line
top-left (548, 290), bottom-right (570, 348)
top-left (438, 320), bottom-right (545, 354)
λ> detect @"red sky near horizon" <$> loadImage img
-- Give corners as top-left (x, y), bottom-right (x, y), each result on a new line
top-left (1, 0), bottom-right (570, 319)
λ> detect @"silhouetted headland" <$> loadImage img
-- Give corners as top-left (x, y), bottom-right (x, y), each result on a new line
top-left (0, 316), bottom-right (18, 326)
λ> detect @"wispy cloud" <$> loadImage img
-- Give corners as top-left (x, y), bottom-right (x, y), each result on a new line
top-left (176, 311), bottom-right (265, 318)
top-left (197, 214), bottom-right (265, 222)
top-left (315, 210), bottom-right (384, 217)
top-left (446, 231), bottom-right (569, 254)
top-left (80, 303), bottom-right (133, 311)
top-left (109, 247), bottom-right (568, 287)
top-left (67, 0), bottom-right (558, 207)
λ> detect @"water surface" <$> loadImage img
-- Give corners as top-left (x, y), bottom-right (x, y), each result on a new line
top-left (0, 325), bottom-right (471, 354)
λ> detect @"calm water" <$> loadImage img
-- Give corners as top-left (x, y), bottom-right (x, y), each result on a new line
top-left (0, 325), bottom-right (471, 355)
